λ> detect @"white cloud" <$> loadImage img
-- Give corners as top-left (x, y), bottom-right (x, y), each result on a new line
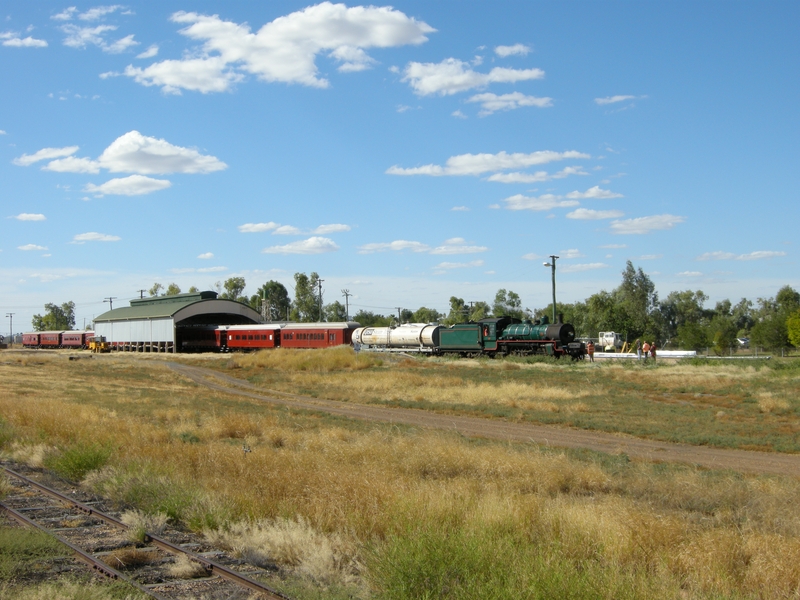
top-left (136, 44), bottom-right (158, 59)
top-left (72, 231), bottom-right (120, 243)
top-left (736, 251), bottom-right (787, 261)
top-left (565, 185), bottom-right (623, 200)
top-left (96, 131), bottom-right (226, 174)
top-left (451, 206), bottom-right (469, 212)
top-left (79, 6), bottom-right (123, 21)
top-left (84, 175), bottom-right (172, 196)
top-left (18, 244), bottom-right (47, 251)
top-left (105, 34), bottom-right (138, 54)
top-left (595, 95), bottom-right (637, 105)
top-left (12, 213), bottom-right (46, 221)
top-left (467, 92), bottom-right (552, 116)
top-left (61, 23), bottom-right (117, 48)
top-left (238, 222), bottom-right (279, 233)
top-left (198, 266), bottom-right (227, 273)
top-left (639, 254), bottom-right (662, 260)
top-left (566, 208), bottom-right (624, 220)
top-left (451, 109), bottom-right (467, 119)
top-left (43, 156), bottom-right (101, 173)
top-left (502, 193), bottom-right (579, 211)
top-left (387, 150), bottom-right (589, 177)
top-left (313, 223), bottom-right (351, 234)
top-left (487, 165), bottom-right (588, 184)
top-left (402, 58), bottom-right (544, 96)
top-left (358, 240), bottom-right (430, 254)
top-left (13, 146), bottom-right (79, 166)
top-left (52, 7), bottom-right (78, 21)
top-left (521, 253), bottom-right (541, 260)
top-left (1, 33), bottom-right (48, 48)
top-left (0, 130), bottom-right (5, 135)
top-left (430, 238), bottom-right (488, 255)
top-left (678, 271), bottom-right (703, 277)
top-left (560, 263), bottom-right (609, 273)
top-left (434, 260), bottom-right (485, 269)
top-left (197, 252), bottom-right (214, 259)
top-left (126, 5), bottom-right (434, 93)
top-left (262, 236), bottom-right (339, 255)
top-left (599, 244), bottom-right (627, 249)
top-left (696, 250), bottom-right (787, 261)
top-left (559, 249), bottom-right (583, 259)
top-left (273, 225), bottom-right (303, 235)
top-left (495, 43), bottom-right (530, 57)
top-left (610, 214), bottom-right (685, 235)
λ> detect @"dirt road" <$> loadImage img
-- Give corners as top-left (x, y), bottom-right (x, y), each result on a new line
top-left (168, 362), bottom-right (800, 478)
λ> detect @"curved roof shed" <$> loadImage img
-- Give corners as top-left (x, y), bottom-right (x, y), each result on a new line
top-left (94, 291), bottom-right (262, 352)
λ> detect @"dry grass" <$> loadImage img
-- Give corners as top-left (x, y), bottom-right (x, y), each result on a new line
top-left (166, 554), bottom-right (207, 579)
top-left (206, 517), bottom-right (361, 586)
top-left (120, 510), bottom-right (168, 543)
top-left (103, 547), bottom-right (158, 570)
top-left (2, 353), bottom-right (800, 598)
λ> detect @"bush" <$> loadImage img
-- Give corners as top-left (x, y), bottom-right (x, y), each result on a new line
top-left (43, 443), bottom-right (111, 482)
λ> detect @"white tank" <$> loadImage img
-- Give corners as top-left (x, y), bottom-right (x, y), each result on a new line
top-left (353, 324), bottom-right (440, 348)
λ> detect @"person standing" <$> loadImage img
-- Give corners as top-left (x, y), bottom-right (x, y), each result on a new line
top-left (642, 340), bottom-right (650, 362)
top-left (636, 339), bottom-right (642, 360)
top-left (586, 341), bottom-right (595, 362)
top-left (650, 342), bottom-right (657, 362)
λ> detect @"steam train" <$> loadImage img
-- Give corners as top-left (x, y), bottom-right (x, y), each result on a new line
top-left (353, 315), bottom-right (586, 360)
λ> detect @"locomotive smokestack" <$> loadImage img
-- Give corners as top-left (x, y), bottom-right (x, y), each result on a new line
top-left (557, 312), bottom-right (564, 324)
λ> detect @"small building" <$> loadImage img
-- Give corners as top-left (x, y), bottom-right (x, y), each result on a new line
top-left (93, 291), bottom-right (262, 353)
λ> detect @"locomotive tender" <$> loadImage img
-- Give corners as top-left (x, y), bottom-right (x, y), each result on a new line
top-left (352, 315), bottom-right (586, 360)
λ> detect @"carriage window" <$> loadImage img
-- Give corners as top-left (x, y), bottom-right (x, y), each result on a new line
top-left (248, 335), bottom-right (253, 340)
top-left (235, 335), bottom-right (241, 340)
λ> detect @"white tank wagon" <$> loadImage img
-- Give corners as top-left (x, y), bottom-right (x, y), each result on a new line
top-left (352, 323), bottom-right (441, 353)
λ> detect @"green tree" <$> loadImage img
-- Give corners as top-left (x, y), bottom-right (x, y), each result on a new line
top-left (250, 281), bottom-right (291, 321)
top-left (32, 301), bottom-right (76, 331)
top-left (657, 290), bottom-right (709, 344)
top-left (165, 283), bottom-right (181, 296)
top-left (613, 261), bottom-right (658, 340)
top-left (708, 315), bottom-right (738, 355)
top-left (469, 301), bottom-right (491, 322)
top-left (787, 310), bottom-right (800, 348)
top-left (676, 321), bottom-right (709, 351)
top-left (352, 310), bottom-right (392, 327)
top-left (444, 296), bottom-right (469, 325)
top-left (148, 282), bottom-right (164, 297)
top-left (492, 289), bottom-right (524, 319)
top-left (188, 286), bottom-right (199, 293)
top-left (411, 307), bottom-right (443, 323)
top-left (290, 272), bottom-right (321, 321)
top-left (750, 286), bottom-right (800, 350)
top-left (324, 301), bottom-right (348, 322)
top-left (220, 277), bottom-right (247, 303)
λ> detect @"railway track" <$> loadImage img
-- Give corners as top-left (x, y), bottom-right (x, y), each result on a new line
top-left (0, 463), bottom-right (290, 599)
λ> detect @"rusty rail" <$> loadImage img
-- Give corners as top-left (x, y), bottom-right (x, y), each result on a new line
top-left (2, 466), bottom-right (290, 599)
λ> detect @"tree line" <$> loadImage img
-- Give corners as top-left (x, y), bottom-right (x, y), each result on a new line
top-left (30, 262), bottom-right (800, 352)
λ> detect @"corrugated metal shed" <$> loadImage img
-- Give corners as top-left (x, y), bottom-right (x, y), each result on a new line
top-left (94, 291), bottom-right (261, 352)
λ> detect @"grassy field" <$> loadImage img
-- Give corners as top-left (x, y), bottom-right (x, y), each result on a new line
top-left (1, 349), bottom-right (800, 599)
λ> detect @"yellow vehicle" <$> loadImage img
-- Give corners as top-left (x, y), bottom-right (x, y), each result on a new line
top-left (89, 336), bottom-right (110, 353)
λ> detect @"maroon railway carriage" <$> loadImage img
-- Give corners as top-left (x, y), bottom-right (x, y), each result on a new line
top-left (279, 322), bottom-right (360, 349)
top-left (61, 331), bottom-right (94, 349)
top-left (217, 324), bottom-right (282, 352)
top-left (22, 333), bottom-right (41, 348)
top-left (39, 331), bottom-right (64, 348)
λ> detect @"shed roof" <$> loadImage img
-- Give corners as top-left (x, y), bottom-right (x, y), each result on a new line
top-left (94, 291), bottom-right (261, 325)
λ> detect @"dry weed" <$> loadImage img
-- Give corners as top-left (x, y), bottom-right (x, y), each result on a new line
top-left (8, 443), bottom-right (53, 468)
top-left (757, 392), bottom-right (791, 414)
top-left (121, 509), bottom-right (168, 542)
top-left (167, 554), bottom-right (208, 579)
top-left (104, 547), bottom-right (159, 569)
top-left (206, 517), bottom-right (360, 586)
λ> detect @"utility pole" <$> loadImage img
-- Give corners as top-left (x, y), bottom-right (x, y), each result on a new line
top-left (317, 278), bottom-right (324, 322)
top-left (5, 313), bottom-right (13, 347)
top-left (396, 307), bottom-right (402, 323)
top-left (341, 289), bottom-right (351, 322)
top-left (137, 289), bottom-right (146, 299)
top-left (543, 255), bottom-right (559, 324)
top-left (104, 297), bottom-right (117, 311)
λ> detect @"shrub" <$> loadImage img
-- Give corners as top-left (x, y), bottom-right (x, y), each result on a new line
top-left (43, 443), bottom-right (111, 482)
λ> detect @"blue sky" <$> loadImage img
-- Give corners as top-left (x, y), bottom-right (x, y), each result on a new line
top-left (2, 1), bottom-right (798, 331)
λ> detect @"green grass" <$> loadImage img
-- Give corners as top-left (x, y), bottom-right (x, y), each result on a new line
top-left (42, 443), bottom-right (112, 482)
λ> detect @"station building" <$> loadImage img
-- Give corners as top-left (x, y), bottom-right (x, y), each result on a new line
top-left (93, 291), bottom-right (262, 353)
